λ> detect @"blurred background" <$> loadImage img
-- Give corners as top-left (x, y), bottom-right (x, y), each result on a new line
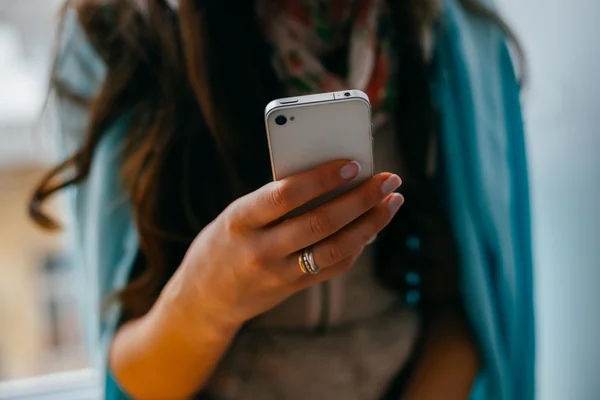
top-left (0, 0), bottom-right (598, 399)
top-left (0, 0), bottom-right (88, 387)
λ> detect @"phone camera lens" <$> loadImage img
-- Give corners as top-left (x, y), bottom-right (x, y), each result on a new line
top-left (275, 115), bottom-right (287, 126)
top-left (344, 92), bottom-right (351, 97)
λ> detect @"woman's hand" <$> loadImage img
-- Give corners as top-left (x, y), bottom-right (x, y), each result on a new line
top-left (165, 159), bottom-right (404, 331)
top-left (110, 160), bottom-right (403, 399)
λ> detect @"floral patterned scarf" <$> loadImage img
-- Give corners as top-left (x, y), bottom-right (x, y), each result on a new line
top-left (258, 0), bottom-right (391, 109)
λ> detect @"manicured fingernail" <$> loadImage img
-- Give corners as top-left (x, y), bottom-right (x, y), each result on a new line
top-left (340, 161), bottom-right (361, 180)
top-left (387, 193), bottom-right (404, 216)
top-left (381, 174), bottom-right (402, 194)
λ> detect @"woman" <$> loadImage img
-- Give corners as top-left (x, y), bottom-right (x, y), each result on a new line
top-left (31, 0), bottom-right (535, 399)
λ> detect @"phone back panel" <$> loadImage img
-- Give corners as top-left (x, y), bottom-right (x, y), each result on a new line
top-left (265, 94), bottom-right (373, 184)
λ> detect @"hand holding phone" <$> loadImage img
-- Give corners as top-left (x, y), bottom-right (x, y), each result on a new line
top-left (161, 91), bottom-right (403, 327)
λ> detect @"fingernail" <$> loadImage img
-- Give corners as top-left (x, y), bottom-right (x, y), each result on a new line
top-left (340, 161), bottom-right (361, 180)
top-left (381, 174), bottom-right (402, 195)
top-left (387, 193), bottom-right (404, 216)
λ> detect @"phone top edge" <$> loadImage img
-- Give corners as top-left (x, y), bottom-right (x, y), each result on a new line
top-left (264, 90), bottom-right (371, 117)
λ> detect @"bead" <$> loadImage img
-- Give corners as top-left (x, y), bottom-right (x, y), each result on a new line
top-left (405, 235), bottom-right (421, 251)
top-left (405, 271), bottom-right (421, 286)
top-left (406, 289), bottom-right (421, 307)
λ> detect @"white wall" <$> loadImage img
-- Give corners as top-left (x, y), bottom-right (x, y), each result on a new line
top-left (498, 1), bottom-right (600, 399)
top-left (0, 0), bottom-right (63, 167)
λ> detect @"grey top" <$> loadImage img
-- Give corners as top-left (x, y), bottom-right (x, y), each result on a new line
top-left (206, 117), bottom-right (421, 400)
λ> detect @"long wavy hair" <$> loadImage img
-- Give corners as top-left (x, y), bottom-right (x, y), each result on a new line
top-left (30, 0), bottom-right (523, 320)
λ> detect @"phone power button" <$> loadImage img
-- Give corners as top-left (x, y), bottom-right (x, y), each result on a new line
top-left (280, 99), bottom-right (299, 105)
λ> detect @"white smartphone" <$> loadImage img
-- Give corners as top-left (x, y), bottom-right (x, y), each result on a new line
top-left (264, 90), bottom-right (374, 217)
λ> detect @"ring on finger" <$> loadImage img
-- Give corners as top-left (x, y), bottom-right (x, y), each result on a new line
top-left (298, 247), bottom-right (320, 275)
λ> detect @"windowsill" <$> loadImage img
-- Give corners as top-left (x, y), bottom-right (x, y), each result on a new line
top-left (0, 369), bottom-right (99, 399)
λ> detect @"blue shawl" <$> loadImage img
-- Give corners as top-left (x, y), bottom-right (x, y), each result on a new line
top-left (54, 1), bottom-right (535, 398)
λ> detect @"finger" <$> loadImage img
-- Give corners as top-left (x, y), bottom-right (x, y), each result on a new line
top-left (267, 173), bottom-right (402, 255)
top-left (310, 193), bottom-right (404, 269)
top-left (366, 234), bottom-right (377, 245)
top-left (229, 160), bottom-right (362, 229)
top-left (276, 192), bottom-right (403, 282)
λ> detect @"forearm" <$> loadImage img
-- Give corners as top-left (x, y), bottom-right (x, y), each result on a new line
top-left (402, 311), bottom-right (479, 400)
top-left (109, 282), bottom-right (241, 399)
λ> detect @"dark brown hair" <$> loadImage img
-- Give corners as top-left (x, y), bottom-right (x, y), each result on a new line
top-left (30, 0), bottom-right (523, 320)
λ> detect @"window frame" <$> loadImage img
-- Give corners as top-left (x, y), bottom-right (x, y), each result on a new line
top-left (0, 369), bottom-right (99, 400)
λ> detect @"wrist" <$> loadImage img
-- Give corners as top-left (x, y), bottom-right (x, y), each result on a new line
top-left (153, 272), bottom-right (243, 345)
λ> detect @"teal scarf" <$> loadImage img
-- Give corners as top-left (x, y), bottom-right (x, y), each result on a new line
top-left (431, 3), bottom-right (535, 399)
top-left (55, 1), bottom-right (534, 398)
